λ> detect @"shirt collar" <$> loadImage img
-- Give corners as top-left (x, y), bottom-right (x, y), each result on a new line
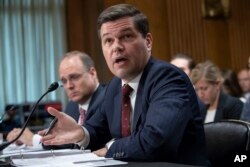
top-left (122, 72), bottom-right (142, 96)
top-left (79, 99), bottom-right (90, 111)
top-left (78, 83), bottom-right (99, 111)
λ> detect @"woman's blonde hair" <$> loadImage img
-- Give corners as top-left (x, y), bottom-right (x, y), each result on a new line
top-left (190, 60), bottom-right (223, 85)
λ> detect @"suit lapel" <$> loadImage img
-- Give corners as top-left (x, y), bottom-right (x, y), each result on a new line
top-left (132, 58), bottom-right (152, 131)
top-left (214, 92), bottom-right (224, 121)
top-left (114, 85), bottom-right (123, 136)
top-left (133, 85), bottom-right (143, 131)
top-left (87, 85), bottom-right (102, 119)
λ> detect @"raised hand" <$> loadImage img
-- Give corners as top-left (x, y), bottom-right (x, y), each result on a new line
top-left (39, 107), bottom-right (85, 145)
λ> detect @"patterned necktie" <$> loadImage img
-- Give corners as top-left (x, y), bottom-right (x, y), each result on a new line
top-left (78, 108), bottom-right (86, 126)
top-left (121, 84), bottom-right (133, 137)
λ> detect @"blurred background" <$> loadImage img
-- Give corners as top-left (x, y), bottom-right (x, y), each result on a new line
top-left (0, 0), bottom-right (249, 131)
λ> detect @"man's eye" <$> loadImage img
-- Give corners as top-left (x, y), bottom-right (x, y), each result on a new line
top-left (71, 74), bottom-right (80, 80)
top-left (61, 79), bottom-right (66, 84)
top-left (122, 34), bottom-right (132, 40)
top-left (104, 38), bottom-right (112, 45)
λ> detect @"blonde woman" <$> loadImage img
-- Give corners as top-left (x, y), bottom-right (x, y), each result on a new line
top-left (190, 61), bottom-right (243, 123)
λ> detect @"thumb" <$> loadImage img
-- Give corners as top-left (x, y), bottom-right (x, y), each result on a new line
top-left (47, 107), bottom-right (62, 119)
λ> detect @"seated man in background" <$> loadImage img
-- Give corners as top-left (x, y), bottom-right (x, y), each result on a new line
top-left (7, 51), bottom-right (106, 150)
top-left (221, 69), bottom-right (245, 102)
top-left (237, 68), bottom-right (250, 99)
top-left (170, 53), bottom-right (207, 117)
top-left (190, 60), bottom-right (243, 123)
top-left (240, 61), bottom-right (250, 122)
top-left (0, 105), bottom-right (22, 139)
top-left (170, 53), bottom-right (196, 77)
top-left (40, 4), bottom-right (209, 166)
top-left (241, 97), bottom-right (250, 122)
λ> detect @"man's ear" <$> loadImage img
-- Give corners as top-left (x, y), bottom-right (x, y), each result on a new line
top-left (145, 33), bottom-right (153, 52)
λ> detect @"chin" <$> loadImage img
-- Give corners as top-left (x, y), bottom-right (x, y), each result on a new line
top-left (113, 71), bottom-right (126, 78)
top-left (70, 97), bottom-right (79, 102)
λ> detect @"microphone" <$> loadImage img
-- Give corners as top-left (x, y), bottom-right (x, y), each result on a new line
top-left (0, 81), bottom-right (61, 152)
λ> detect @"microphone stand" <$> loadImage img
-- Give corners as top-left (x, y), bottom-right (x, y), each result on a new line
top-left (0, 82), bottom-right (60, 152)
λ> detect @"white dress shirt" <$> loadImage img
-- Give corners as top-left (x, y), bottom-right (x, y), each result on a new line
top-left (79, 73), bottom-right (142, 149)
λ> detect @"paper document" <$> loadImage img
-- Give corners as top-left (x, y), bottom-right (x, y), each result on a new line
top-left (1, 144), bottom-right (44, 158)
top-left (11, 149), bottom-right (127, 167)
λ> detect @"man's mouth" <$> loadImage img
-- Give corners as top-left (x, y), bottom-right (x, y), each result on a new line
top-left (70, 92), bottom-right (78, 98)
top-left (115, 57), bottom-right (127, 64)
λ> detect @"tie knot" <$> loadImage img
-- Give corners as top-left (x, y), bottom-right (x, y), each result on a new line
top-left (78, 108), bottom-right (86, 126)
top-left (79, 108), bottom-right (86, 115)
top-left (122, 84), bottom-right (133, 97)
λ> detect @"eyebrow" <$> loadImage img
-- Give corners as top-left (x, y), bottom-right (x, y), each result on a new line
top-left (102, 27), bottom-right (134, 38)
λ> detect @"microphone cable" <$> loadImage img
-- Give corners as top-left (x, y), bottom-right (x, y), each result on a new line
top-left (0, 81), bottom-right (61, 151)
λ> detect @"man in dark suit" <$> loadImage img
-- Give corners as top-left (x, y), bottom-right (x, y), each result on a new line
top-left (40, 4), bottom-right (209, 166)
top-left (7, 51), bottom-right (105, 149)
top-left (241, 96), bottom-right (250, 122)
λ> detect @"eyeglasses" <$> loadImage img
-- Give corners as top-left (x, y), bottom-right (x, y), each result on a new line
top-left (60, 73), bottom-right (85, 85)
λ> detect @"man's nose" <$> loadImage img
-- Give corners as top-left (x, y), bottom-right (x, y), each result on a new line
top-left (64, 80), bottom-right (74, 89)
top-left (113, 39), bottom-right (124, 52)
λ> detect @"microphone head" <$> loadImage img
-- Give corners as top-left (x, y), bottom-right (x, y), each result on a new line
top-left (47, 81), bottom-right (60, 92)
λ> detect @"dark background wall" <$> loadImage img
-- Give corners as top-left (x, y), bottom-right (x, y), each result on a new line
top-left (65, 0), bottom-right (250, 83)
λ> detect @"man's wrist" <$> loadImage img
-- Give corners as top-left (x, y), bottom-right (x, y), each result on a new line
top-left (75, 126), bottom-right (90, 149)
top-left (105, 138), bottom-right (115, 150)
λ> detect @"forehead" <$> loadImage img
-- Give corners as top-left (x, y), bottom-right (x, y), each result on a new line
top-left (195, 79), bottom-right (210, 86)
top-left (171, 58), bottom-right (189, 68)
top-left (238, 70), bottom-right (249, 77)
top-left (59, 56), bottom-right (84, 74)
top-left (100, 17), bottom-right (135, 37)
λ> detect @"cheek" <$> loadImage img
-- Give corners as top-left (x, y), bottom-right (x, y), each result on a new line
top-left (63, 86), bottom-right (70, 92)
top-left (103, 52), bottom-right (112, 66)
top-left (197, 92), bottom-right (203, 98)
top-left (207, 90), bottom-right (217, 100)
top-left (65, 89), bottom-right (71, 96)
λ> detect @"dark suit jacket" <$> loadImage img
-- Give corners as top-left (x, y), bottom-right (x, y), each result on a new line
top-left (201, 91), bottom-right (243, 122)
top-left (198, 98), bottom-right (207, 118)
top-left (241, 97), bottom-right (250, 122)
top-left (85, 58), bottom-right (209, 166)
top-left (64, 84), bottom-right (106, 123)
top-left (43, 84), bottom-right (106, 150)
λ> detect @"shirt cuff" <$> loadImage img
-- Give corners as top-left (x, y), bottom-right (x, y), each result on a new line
top-left (32, 134), bottom-right (43, 149)
top-left (75, 126), bottom-right (90, 149)
top-left (105, 138), bottom-right (115, 149)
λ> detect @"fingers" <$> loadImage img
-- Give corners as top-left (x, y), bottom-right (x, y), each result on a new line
top-left (40, 133), bottom-right (55, 145)
top-left (7, 128), bottom-right (21, 141)
top-left (93, 147), bottom-right (107, 157)
top-left (43, 139), bottom-right (62, 145)
top-left (7, 128), bottom-right (24, 145)
top-left (37, 129), bottom-right (47, 136)
top-left (24, 128), bottom-right (32, 134)
top-left (15, 140), bottom-right (24, 146)
top-left (40, 134), bottom-right (64, 145)
top-left (47, 107), bottom-right (63, 119)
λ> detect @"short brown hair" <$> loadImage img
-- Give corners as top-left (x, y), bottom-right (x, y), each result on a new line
top-left (97, 4), bottom-right (149, 38)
